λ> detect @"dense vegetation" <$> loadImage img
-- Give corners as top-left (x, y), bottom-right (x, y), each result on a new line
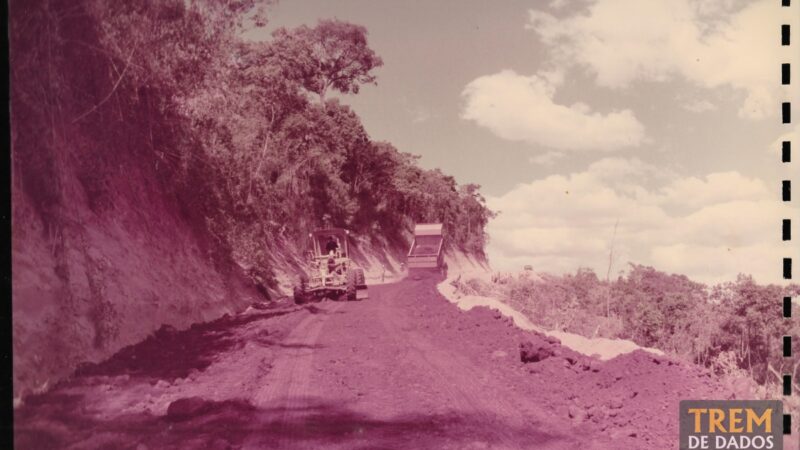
top-left (11, 0), bottom-right (494, 290)
top-left (456, 266), bottom-right (800, 387)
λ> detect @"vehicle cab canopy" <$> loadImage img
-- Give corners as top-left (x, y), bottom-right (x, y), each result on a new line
top-left (310, 228), bottom-right (350, 258)
top-left (414, 223), bottom-right (443, 237)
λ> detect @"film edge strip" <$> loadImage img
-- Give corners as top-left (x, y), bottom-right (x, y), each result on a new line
top-left (781, 0), bottom-right (793, 437)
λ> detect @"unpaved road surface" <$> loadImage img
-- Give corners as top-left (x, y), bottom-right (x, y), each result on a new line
top-left (15, 276), bottom-right (732, 449)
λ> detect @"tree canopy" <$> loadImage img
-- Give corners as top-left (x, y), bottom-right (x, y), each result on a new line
top-left (10, 0), bottom-right (494, 292)
top-left (270, 19), bottom-right (383, 105)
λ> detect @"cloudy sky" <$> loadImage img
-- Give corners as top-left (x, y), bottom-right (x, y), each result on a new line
top-left (255, 0), bottom-right (798, 284)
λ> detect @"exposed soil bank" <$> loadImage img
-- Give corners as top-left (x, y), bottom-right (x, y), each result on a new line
top-left (12, 160), bottom-right (263, 402)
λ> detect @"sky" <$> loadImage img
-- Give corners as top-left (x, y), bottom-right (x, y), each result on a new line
top-left (253, 0), bottom-right (799, 285)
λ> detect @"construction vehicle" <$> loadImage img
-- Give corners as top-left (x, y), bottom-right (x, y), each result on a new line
top-left (293, 228), bottom-right (368, 304)
top-left (407, 223), bottom-right (447, 275)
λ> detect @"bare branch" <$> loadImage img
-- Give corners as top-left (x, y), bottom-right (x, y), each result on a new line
top-left (72, 47), bottom-right (136, 124)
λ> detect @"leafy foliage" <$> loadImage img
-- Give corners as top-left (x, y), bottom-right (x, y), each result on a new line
top-left (10, 0), bottom-right (494, 292)
top-left (270, 19), bottom-right (384, 104)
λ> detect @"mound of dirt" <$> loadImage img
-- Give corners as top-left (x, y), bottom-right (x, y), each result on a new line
top-left (522, 343), bottom-right (730, 445)
top-left (448, 303), bottom-right (737, 446)
top-left (412, 287), bottom-right (740, 448)
top-left (519, 336), bottom-right (560, 363)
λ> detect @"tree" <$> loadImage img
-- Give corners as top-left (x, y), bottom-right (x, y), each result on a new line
top-left (11, 0), bottom-right (493, 299)
top-left (711, 276), bottom-right (797, 384)
top-left (271, 19), bottom-right (383, 105)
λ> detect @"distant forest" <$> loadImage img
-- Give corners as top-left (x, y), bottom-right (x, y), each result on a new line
top-left (11, 0), bottom-right (494, 286)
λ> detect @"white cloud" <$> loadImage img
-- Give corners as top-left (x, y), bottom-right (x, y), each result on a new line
top-left (548, 0), bottom-right (569, 9)
top-left (682, 99), bottom-right (717, 113)
top-left (654, 172), bottom-right (770, 210)
top-left (410, 106), bottom-right (433, 124)
top-left (649, 242), bottom-right (783, 285)
top-left (529, 151), bottom-right (566, 166)
top-left (772, 125), bottom-right (800, 156)
top-left (461, 70), bottom-right (646, 151)
top-left (486, 159), bottom-right (795, 284)
top-left (527, 0), bottom-right (799, 120)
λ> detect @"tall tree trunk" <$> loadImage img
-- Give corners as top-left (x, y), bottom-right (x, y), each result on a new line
top-left (319, 84), bottom-right (328, 107)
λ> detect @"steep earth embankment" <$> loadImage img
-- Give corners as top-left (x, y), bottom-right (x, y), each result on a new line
top-left (11, 147), bottom-right (265, 402)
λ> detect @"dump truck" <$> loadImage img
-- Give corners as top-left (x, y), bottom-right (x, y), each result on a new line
top-left (293, 228), bottom-right (368, 304)
top-left (407, 223), bottom-right (447, 275)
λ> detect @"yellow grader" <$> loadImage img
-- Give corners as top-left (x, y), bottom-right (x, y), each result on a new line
top-left (293, 228), bottom-right (368, 304)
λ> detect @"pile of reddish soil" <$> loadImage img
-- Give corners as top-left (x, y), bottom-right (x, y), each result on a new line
top-left (518, 331), bottom-right (729, 445)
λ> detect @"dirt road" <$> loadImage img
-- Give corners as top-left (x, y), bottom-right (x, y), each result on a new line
top-left (15, 276), bottom-right (731, 449)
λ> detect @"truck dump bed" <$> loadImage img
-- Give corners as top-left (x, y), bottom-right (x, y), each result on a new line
top-left (407, 224), bottom-right (444, 270)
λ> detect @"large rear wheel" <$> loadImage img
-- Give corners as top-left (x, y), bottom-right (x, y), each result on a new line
top-left (346, 270), bottom-right (357, 301)
top-left (354, 268), bottom-right (366, 287)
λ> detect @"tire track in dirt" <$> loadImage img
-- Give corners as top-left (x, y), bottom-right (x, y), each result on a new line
top-left (374, 281), bottom-right (543, 449)
top-left (246, 302), bottom-right (345, 449)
